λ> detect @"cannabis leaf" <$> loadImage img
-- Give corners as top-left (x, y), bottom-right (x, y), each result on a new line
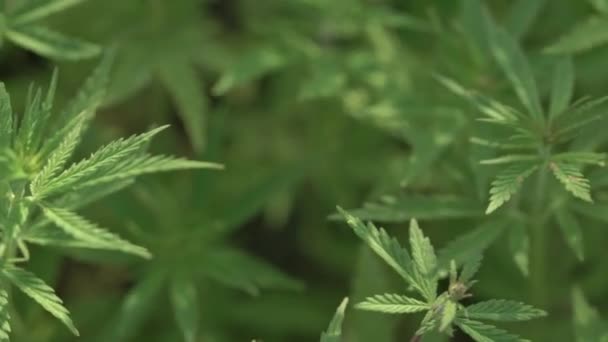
top-left (0, 290), bottom-right (10, 342)
top-left (0, 0), bottom-right (100, 60)
top-left (39, 204), bottom-right (151, 258)
top-left (463, 299), bottom-right (547, 321)
top-left (0, 56), bottom-right (221, 339)
top-left (356, 294), bottom-right (429, 314)
top-left (439, 1), bottom-right (608, 212)
top-left (1, 265), bottom-right (78, 335)
top-left (320, 298), bottom-right (349, 342)
top-left (338, 208), bottom-right (546, 340)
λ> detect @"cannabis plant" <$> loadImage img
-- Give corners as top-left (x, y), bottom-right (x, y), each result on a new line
top-left (338, 208), bottom-right (546, 341)
top-left (0, 0), bottom-right (100, 60)
top-left (0, 57), bottom-right (220, 339)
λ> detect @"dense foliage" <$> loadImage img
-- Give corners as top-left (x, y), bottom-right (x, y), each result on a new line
top-left (1, 0), bottom-right (608, 341)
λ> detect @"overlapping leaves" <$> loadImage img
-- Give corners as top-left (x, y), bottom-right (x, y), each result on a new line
top-left (0, 57), bottom-right (220, 339)
top-left (338, 208), bottom-right (546, 341)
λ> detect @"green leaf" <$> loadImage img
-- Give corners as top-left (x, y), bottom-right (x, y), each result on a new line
top-left (5, 25), bottom-right (101, 60)
top-left (170, 276), bottom-right (199, 342)
top-left (337, 208), bottom-right (419, 295)
top-left (550, 161), bottom-right (593, 202)
top-left (438, 220), bottom-right (504, 271)
top-left (158, 61), bottom-right (206, 153)
top-left (0, 84), bottom-right (13, 149)
top-left (32, 125), bottom-right (167, 199)
top-left (435, 74), bottom-right (521, 124)
top-left (334, 195), bottom-right (483, 223)
top-left (409, 219), bottom-right (438, 302)
top-left (482, 7), bottom-right (543, 120)
top-left (455, 318), bottom-right (526, 342)
top-left (572, 287), bottom-right (608, 342)
top-left (30, 115), bottom-right (87, 195)
top-left (201, 247), bottom-right (303, 296)
top-left (0, 289), bottom-right (11, 341)
top-left (356, 294), bottom-right (429, 314)
top-left (68, 154), bottom-right (223, 192)
top-left (463, 299), bottom-right (547, 322)
top-left (2, 265), bottom-right (78, 335)
top-left (40, 55), bottom-right (113, 160)
top-left (39, 204), bottom-right (151, 258)
top-left (486, 162), bottom-right (539, 213)
top-left (545, 17), bottom-right (608, 54)
top-left (213, 47), bottom-right (287, 95)
top-left (480, 155), bottom-right (539, 165)
top-left (508, 221), bottom-right (529, 276)
top-left (10, 0), bottom-right (90, 25)
top-left (320, 298), bottom-right (348, 342)
top-left (440, 301), bottom-right (458, 332)
top-left (555, 210), bottom-right (585, 261)
top-left (549, 57), bottom-right (574, 120)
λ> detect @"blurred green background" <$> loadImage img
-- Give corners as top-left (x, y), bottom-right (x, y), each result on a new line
top-left (2, 0), bottom-right (608, 341)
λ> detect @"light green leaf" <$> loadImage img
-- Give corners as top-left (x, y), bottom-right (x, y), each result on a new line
top-left (6, 25), bottom-right (100, 60)
top-left (550, 161), bottom-right (593, 202)
top-left (0, 289), bottom-right (10, 341)
top-left (545, 17), bottom-right (608, 54)
top-left (409, 219), bottom-right (438, 302)
top-left (455, 318), bottom-right (525, 342)
top-left (69, 154), bottom-right (223, 192)
top-left (320, 298), bottom-right (348, 342)
top-left (337, 208), bottom-right (420, 295)
top-left (508, 221), bottom-right (529, 276)
top-left (463, 299), bottom-right (547, 322)
top-left (158, 61), bottom-right (206, 153)
top-left (480, 155), bottom-right (539, 165)
top-left (435, 74), bottom-right (521, 124)
top-left (213, 47), bottom-right (287, 95)
top-left (2, 265), bottom-right (78, 335)
top-left (334, 195), bottom-right (483, 223)
top-left (39, 204), bottom-right (151, 258)
top-left (40, 55), bottom-right (113, 159)
top-left (30, 115), bottom-right (87, 195)
top-left (32, 125), bottom-right (168, 199)
top-left (10, 0), bottom-right (90, 25)
top-left (549, 57), bottom-right (574, 120)
top-left (486, 162), bottom-right (539, 213)
top-left (356, 294), bottom-right (429, 314)
top-left (440, 300), bottom-right (458, 332)
top-left (555, 210), bottom-right (585, 261)
top-left (170, 276), bottom-right (199, 342)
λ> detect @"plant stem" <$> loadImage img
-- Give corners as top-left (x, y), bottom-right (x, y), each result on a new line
top-left (1, 182), bottom-right (25, 264)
